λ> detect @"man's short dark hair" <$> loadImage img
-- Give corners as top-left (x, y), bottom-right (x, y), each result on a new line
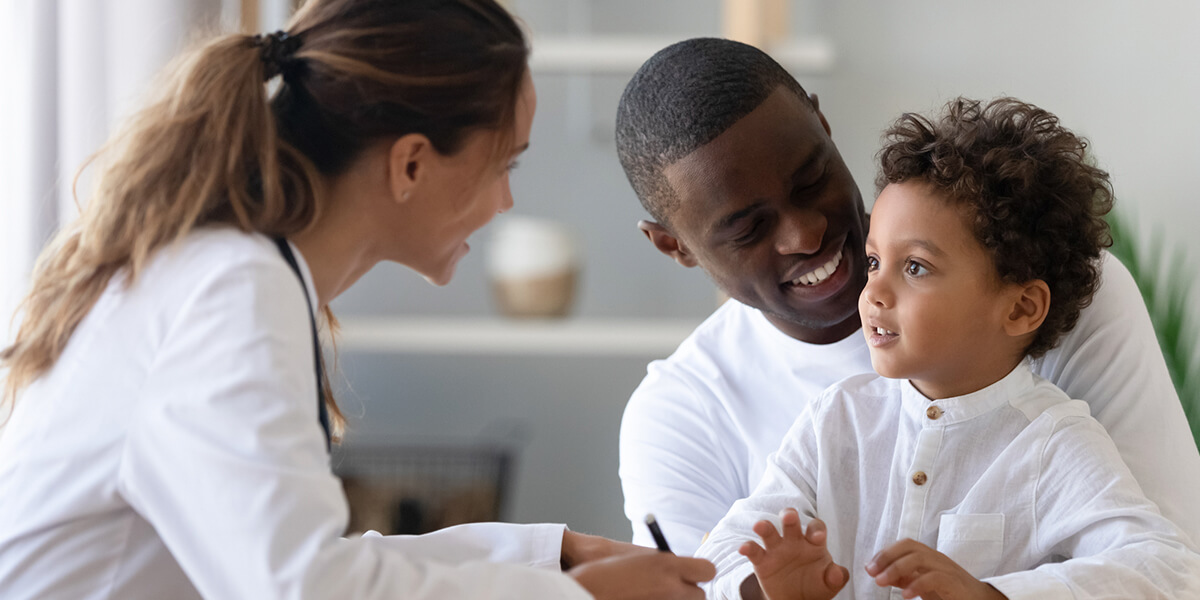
top-left (877, 97), bottom-right (1115, 358)
top-left (615, 38), bottom-right (811, 225)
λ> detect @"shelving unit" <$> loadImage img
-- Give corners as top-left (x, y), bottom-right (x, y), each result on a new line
top-left (334, 316), bottom-right (702, 357)
top-left (529, 35), bottom-right (833, 74)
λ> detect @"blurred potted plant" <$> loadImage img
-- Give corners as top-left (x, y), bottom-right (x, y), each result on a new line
top-left (1108, 212), bottom-right (1200, 451)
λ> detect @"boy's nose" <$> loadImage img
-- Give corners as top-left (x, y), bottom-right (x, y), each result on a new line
top-left (861, 274), bottom-right (893, 308)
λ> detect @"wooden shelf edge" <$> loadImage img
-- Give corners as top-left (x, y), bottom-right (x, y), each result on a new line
top-left (330, 316), bottom-right (702, 357)
top-left (529, 35), bottom-right (834, 74)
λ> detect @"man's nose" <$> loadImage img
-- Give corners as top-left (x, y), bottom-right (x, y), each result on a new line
top-left (774, 207), bottom-right (826, 256)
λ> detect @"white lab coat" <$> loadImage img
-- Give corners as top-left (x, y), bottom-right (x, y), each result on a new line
top-left (0, 228), bottom-right (591, 600)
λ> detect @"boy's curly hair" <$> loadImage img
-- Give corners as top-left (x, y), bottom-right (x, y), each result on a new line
top-left (877, 97), bottom-right (1114, 358)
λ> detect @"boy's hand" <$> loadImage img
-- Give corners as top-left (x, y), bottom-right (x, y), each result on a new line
top-left (866, 539), bottom-right (1008, 600)
top-left (738, 508), bottom-right (849, 600)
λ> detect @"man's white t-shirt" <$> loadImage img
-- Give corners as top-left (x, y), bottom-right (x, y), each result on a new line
top-left (0, 229), bottom-right (590, 600)
top-left (620, 251), bottom-right (1200, 556)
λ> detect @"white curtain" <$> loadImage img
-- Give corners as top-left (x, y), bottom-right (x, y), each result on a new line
top-left (0, 0), bottom-right (239, 348)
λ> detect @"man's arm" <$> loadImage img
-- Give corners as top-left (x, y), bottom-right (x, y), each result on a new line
top-left (619, 364), bottom-right (748, 556)
top-left (1038, 252), bottom-right (1200, 538)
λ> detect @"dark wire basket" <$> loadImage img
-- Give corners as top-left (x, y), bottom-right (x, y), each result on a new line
top-left (332, 444), bottom-right (515, 536)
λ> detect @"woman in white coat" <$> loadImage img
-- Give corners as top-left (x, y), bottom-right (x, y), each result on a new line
top-left (0, 0), bottom-right (714, 598)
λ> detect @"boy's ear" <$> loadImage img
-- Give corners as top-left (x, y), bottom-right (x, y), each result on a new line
top-left (637, 220), bottom-right (699, 268)
top-left (1004, 280), bottom-right (1051, 337)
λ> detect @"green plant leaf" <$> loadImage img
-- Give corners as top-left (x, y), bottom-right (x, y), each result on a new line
top-left (1107, 210), bottom-right (1200, 451)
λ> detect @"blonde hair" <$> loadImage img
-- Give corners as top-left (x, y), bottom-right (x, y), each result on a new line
top-left (1, 0), bottom-right (530, 438)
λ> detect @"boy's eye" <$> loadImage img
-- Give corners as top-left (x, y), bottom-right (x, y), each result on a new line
top-left (905, 260), bottom-right (928, 276)
top-left (866, 255), bottom-right (880, 271)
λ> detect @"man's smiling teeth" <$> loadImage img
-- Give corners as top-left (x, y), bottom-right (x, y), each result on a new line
top-left (792, 250), bottom-right (843, 286)
top-left (874, 327), bottom-right (897, 336)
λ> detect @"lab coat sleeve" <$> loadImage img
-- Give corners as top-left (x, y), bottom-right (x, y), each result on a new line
top-left (362, 522), bottom-right (566, 570)
top-left (1041, 252), bottom-right (1200, 539)
top-left (985, 405), bottom-right (1200, 599)
top-left (695, 403), bottom-right (822, 600)
top-left (619, 363), bottom-right (748, 556)
top-left (116, 256), bottom-right (591, 600)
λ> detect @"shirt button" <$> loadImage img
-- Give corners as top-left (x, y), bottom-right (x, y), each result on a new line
top-left (926, 406), bottom-right (943, 420)
top-left (912, 471), bottom-right (928, 486)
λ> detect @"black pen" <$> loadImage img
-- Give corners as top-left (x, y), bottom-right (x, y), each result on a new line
top-left (644, 513), bottom-right (672, 553)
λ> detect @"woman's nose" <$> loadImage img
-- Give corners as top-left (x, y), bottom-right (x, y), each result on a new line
top-left (498, 181), bottom-right (514, 214)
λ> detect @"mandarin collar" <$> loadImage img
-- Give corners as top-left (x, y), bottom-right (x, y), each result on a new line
top-left (900, 360), bottom-right (1034, 427)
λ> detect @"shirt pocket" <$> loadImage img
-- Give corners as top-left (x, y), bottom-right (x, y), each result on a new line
top-left (936, 513), bottom-right (1005, 579)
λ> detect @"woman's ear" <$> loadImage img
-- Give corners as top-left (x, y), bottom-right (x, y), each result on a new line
top-left (1004, 279), bottom-right (1050, 337)
top-left (387, 133), bottom-right (434, 204)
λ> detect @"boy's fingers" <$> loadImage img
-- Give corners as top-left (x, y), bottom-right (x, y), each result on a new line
top-left (824, 562), bottom-right (850, 592)
top-left (873, 552), bottom-right (927, 588)
top-left (804, 517), bottom-right (828, 545)
top-left (866, 538), bottom-right (920, 575)
top-left (902, 571), bottom-right (948, 599)
top-left (738, 540), bottom-right (766, 564)
top-left (753, 519), bottom-right (782, 547)
top-left (780, 508), bottom-right (804, 540)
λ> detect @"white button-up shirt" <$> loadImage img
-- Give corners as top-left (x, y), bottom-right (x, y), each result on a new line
top-left (0, 228), bottom-right (591, 600)
top-left (697, 363), bottom-right (1200, 599)
top-left (620, 253), bottom-right (1200, 557)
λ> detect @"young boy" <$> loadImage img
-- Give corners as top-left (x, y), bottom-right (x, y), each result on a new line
top-left (696, 97), bottom-right (1200, 600)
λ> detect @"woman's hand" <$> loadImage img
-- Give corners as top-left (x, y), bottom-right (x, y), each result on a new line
top-left (866, 538), bottom-right (1008, 600)
top-left (568, 551), bottom-right (715, 600)
top-left (739, 509), bottom-right (849, 600)
top-left (561, 530), bottom-right (652, 569)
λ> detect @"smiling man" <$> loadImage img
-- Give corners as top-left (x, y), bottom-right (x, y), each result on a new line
top-left (614, 37), bottom-right (1200, 557)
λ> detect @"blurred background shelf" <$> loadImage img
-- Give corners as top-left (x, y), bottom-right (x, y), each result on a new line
top-left (334, 317), bottom-right (701, 356)
top-left (529, 35), bottom-right (834, 73)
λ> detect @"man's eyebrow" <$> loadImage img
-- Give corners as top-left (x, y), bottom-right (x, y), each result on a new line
top-left (512, 142), bottom-right (530, 155)
top-left (711, 202), bottom-right (764, 235)
top-left (791, 147), bottom-right (828, 184)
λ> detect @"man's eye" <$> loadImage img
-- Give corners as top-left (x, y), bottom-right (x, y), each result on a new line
top-left (735, 221), bottom-right (763, 244)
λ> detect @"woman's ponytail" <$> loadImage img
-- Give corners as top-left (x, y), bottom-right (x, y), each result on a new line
top-left (3, 0), bottom-right (529, 439)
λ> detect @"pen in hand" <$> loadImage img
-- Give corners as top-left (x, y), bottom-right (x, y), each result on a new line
top-left (644, 513), bottom-right (673, 553)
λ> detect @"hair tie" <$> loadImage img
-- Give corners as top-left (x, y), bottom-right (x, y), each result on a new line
top-left (252, 30), bottom-right (303, 81)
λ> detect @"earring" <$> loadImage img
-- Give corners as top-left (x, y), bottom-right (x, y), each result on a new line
top-left (402, 190), bottom-right (411, 200)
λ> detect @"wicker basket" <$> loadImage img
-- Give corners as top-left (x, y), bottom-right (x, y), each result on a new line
top-left (333, 444), bottom-right (515, 536)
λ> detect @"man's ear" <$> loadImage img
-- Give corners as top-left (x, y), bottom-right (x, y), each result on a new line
top-left (809, 92), bottom-right (832, 137)
top-left (387, 133), bottom-right (435, 204)
top-left (637, 220), bottom-right (699, 268)
top-left (1004, 280), bottom-right (1050, 337)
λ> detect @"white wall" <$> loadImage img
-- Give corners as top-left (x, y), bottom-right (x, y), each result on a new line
top-left (818, 0), bottom-right (1200, 320)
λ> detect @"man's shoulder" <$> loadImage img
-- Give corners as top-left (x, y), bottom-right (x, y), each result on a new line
top-left (647, 300), bottom-right (767, 372)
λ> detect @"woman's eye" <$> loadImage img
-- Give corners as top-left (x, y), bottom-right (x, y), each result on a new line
top-left (905, 260), bottom-right (928, 276)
